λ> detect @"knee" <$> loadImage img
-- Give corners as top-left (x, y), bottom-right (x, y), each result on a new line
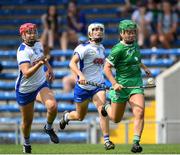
top-left (22, 120), bottom-right (32, 129)
top-left (78, 117), bottom-right (84, 121)
top-left (61, 32), bottom-right (68, 41)
top-left (134, 108), bottom-right (144, 119)
top-left (159, 35), bottom-right (165, 42)
top-left (150, 35), bottom-right (157, 43)
top-left (47, 101), bottom-right (58, 113)
top-left (77, 113), bottom-right (85, 121)
top-left (111, 116), bottom-right (121, 123)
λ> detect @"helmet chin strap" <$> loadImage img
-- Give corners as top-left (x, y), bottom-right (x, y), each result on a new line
top-left (124, 37), bottom-right (135, 44)
top-left (24, 40), bottom-right (37, 46)
top-left (90, 37), bottom-right (103, 43)
top-left (125, 40), bottom-right (134, 44)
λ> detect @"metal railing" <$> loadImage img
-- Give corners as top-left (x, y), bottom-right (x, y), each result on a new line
top-left (0, 119), bottom-right (180, 144)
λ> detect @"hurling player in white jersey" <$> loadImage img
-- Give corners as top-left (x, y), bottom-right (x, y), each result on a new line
top-left (15, 23), bottom-right (59, 153)
top-left (59, 23), bottom-right (115, 150)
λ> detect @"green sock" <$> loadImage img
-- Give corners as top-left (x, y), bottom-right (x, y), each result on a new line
top-left (133, 135), bottom-right (140, 144)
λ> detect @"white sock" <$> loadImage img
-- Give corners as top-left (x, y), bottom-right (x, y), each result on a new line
top-left (64, 113), bottom-right (69, 122)
top-left (46, 122), bottom-right (52, 130)
top-left (24, 137), bottom-right (30, 146)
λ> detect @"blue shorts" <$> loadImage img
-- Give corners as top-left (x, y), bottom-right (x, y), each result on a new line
top-left (16, 81), bottom-right (49, 106)
top-left (74, 84), bottom-right (105, 103)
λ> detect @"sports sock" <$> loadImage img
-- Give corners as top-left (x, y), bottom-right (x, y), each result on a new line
top-left (45, 122), bottom-right (52, 130)
top-left (24, 137), bottom-right (30, 146)
top-left (105, 103), bottom-right (110, 111)
top-left (133, 135), bottom-right (140, 144)
top-left (104, 135), bottom-right (110, 143)
top-left (64, 112), bottom-right (69, 122)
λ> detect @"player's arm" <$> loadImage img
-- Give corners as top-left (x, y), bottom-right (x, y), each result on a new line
top-left (104, 46), bottom-right (123, 91)
top-left (104, 60), bottom-right (116, 86)
top-left (20, 59), bottom-right (45, 78)
top-left (69, 53), bottom-right (86, 84)
top-left (44, 59), bottom-right (54, 82)
top-left (140, 63), bottom-right (152, 77)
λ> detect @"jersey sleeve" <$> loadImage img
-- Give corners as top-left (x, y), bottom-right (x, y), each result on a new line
top-left (17, 48), bottom-right (30, 65)
top-left (73, 44), bottom-right (86, 60)
top-left (106, 45), bottom-right (120, 66)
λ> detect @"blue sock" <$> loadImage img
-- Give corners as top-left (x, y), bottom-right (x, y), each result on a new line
top-left (104, 135), bottom-right (110, 143)
top-left (133, 135), bottom-right (140, 144)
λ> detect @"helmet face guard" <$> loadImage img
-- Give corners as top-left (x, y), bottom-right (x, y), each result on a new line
top-left (19, 23), bottom-right (38, 46)
top-left (88, 23), bottom-right (105, 43)
top-left (119, 20), bottom-right (137, 44)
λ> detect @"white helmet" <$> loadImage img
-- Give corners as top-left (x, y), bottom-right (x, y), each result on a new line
top-left (88, 23), bottom-right (105, 42)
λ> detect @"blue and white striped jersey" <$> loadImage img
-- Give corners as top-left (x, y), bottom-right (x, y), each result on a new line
top-left (15, 42), bottom-right (46, 93)
top-left (74, 42), bottom-right (105, 90)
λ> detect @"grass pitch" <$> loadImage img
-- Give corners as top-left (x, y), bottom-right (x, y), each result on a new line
top-left (0, 144), bottom-right (180, 154)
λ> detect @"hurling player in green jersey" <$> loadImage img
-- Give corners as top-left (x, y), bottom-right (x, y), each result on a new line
top-left (101, 20), bottom-right (152, 153)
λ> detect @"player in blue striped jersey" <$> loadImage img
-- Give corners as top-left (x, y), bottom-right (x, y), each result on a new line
top-left (59, 23), bottom-right (115, 150)
top-left (15, 23), bottom-right (59, 153)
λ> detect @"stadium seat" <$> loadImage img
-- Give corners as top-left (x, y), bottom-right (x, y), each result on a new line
top-left (30, 132), bottom-right (88, 143)
top-left (0, 131), bottom-right (88, 143)
top-left (0, 81), bottom-right (63, 90)
top-left (142, 59), bottom-right (174, 67)
top-left (0, 50), bottom-right (16, 58)
top-left (0, 30), bottom-right (18, 35)
top-left (0, 132), bottom-right (17, 143)
top-left (142, 68), bottom-right (161, 77)
top-left (83, 8), bottom-right (117, 14)
top-left (0, 104), bottom-right (19, 112)
top-left (141, 49), bottom-right (180, 56)
top-left (1, 61), bottom-right (70, 69)
top-left (0, 92), bottom-right (74, 102)
top-left (0, 49), bottom-right (179, 58)
top-left (0, 97), bottom-right (96, 112)
top-left (0, 71), bottom-right (70, 80)
top-left (88, 18), bottom-right (120, 24)
top-left (0, 92), bottom-right (16, 101)
top-left (0, 82), bottom-right (15, 90)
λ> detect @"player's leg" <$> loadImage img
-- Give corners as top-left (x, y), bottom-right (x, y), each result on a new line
top-left (129, 93), bottom-right (145, 153)
top-left (36, 87), bottom-right (59, 143)
top-left (101, 89), bottom-right (127, 123)
top-left (40, 29), bottom-right (48, 46)
top-left (59, 83), bottom-right (92, 129)
top-left (59, 99), bottom-right (89, 129)
top-left (20, 101), bottom-right (34, 153)
top-left (92, 90), bottom-right (115, 150)
top-left (60, 31), bottom-right (68, 51)
top-left (159, 34), bottom-right (170, 49)
top-left (16, 88), bottom-right (39, 153)
top-left (48, 29), bottom-right (54, 49)
top-left (102, 102), bottom-right (126, 123)
top-left (101, 89), bottom-right (127, 122)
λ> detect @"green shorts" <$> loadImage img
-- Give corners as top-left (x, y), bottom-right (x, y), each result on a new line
top-left (109, 77), bottom-right (144, 103)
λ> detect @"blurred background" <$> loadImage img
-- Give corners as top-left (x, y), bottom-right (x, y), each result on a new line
top-left (0, 0), bottom-right (179, 145)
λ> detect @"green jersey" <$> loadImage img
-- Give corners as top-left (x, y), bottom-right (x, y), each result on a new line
top-left (107, 42), bottom-right (144, 103)
top-left (107, 42), bottom-right (142, 79)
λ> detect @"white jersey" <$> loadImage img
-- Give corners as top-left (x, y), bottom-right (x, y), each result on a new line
top-left (15, 42), bottom-right (46, 93)
top-left (74, 42), bottom-right (105, 90)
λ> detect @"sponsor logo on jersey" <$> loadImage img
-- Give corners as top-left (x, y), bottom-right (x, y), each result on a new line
top-left (134, 57), bottom-right (138, 61)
